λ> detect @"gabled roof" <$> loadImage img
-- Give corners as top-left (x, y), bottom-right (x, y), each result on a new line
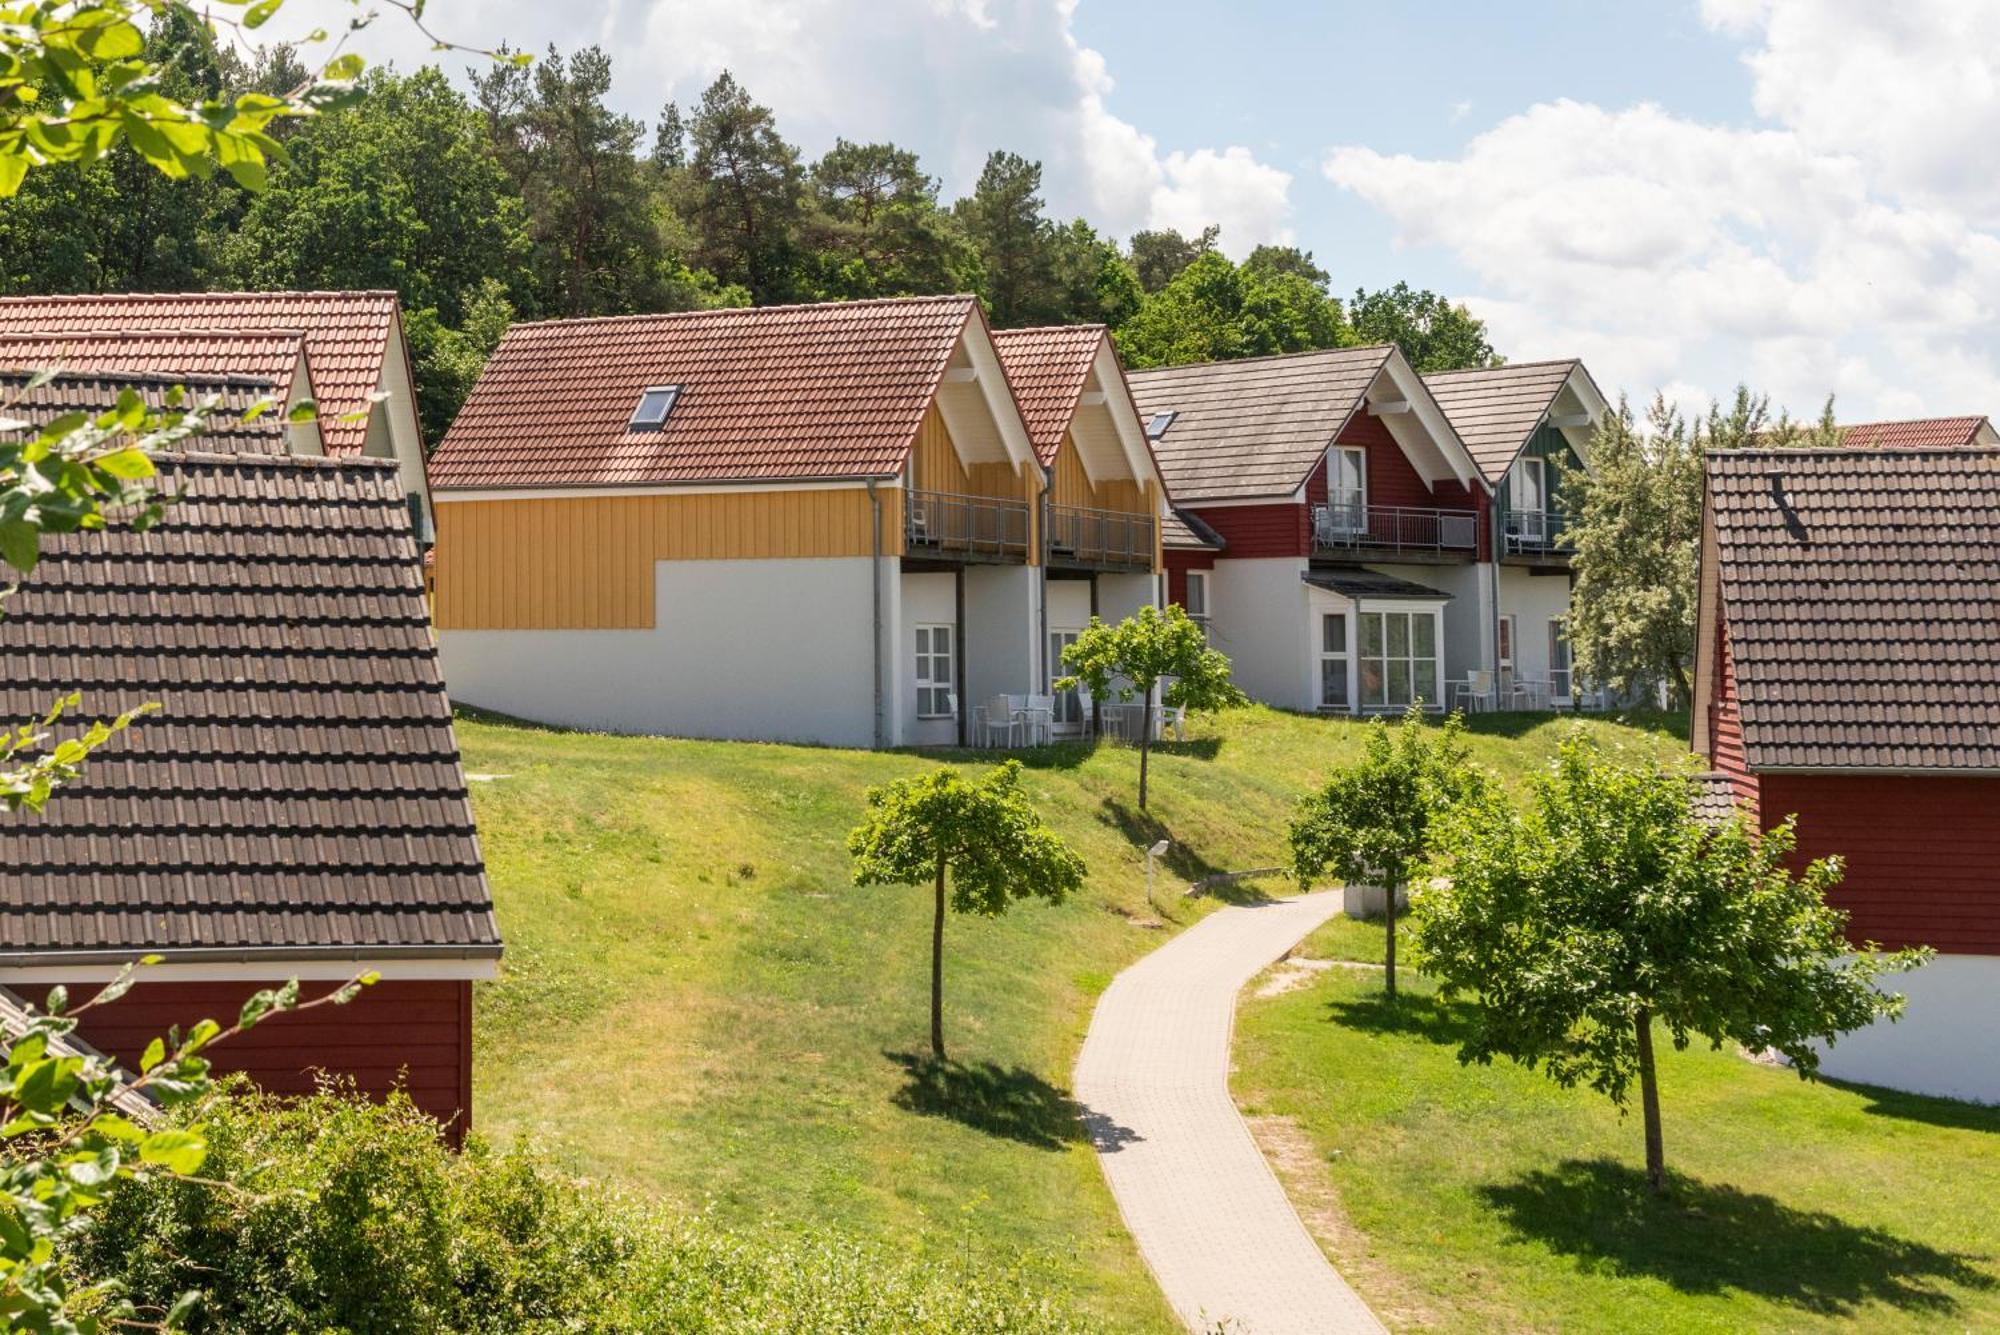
top-left (1126, 344), bottom-right (1478, 503)
top-left (0, 369), bottom-right (291, 455)
top-left (0, 291), bottom-right (402, 456)
top-left (0, 330), bottom-right (310, 407)
top-left (1836, 416), bottom-right (1998, 449)
top-left (990, 325), bottom-right (1105, 466)
top-left (1421, 359), bottom-right (1605, 484)
top-left (1703, 448), bottom-right (2000, 771)
top-left (430, 295), bottom-right (1014, 489)
top-left (0, 451), bottom-right (500, 963)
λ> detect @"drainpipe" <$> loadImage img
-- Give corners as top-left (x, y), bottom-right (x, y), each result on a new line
top-left (1038, 468), bottom-right (1052, 692)
top-left (867, 479), bottom-right (885, 748)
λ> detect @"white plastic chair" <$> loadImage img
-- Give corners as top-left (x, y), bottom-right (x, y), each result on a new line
top-left (983, 694), bottom-right (1020, 747)
top-left (1452, 669), bottom-right (1496, 713)
top-left (1022, 693), bottom-right (1056, 746)
top-left (1159, 704), bottom-right (1187, 742)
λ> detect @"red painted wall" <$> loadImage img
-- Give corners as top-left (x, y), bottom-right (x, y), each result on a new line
top-left (1184, 502), bottom-right (1309, 558)
top-left (1311, 414), bottom-right (1489, 550)
top-left (1706, 614), bottom-right (1759, 815)
top-left (1164, 548), bottom-right (1216, 607)
top-left (56, 978), bottom-right (475, 1141)
top-left (1760, 774), bottom-right (2000, 955)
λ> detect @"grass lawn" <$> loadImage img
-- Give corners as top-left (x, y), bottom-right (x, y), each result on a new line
top-left (1236, 932), bottom-right (2000, 1333)
top-left (460, 704), bottom-right (1684, 1328)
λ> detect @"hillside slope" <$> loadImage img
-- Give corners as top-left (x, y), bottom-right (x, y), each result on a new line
top-left (462, 706), bottom-right (1686, 1328)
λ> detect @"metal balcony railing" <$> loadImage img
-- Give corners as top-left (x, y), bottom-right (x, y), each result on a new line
top-left (905, 488), bottom-right (1032, 560)
top-left (1046, 502), bottom-right (1155, 570)
top-left (1502, 509), bottom-right (1568, 553)
top-left (1312, 502), bottom-right (1479, 556)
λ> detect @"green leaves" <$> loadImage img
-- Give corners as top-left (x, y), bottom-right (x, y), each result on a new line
top-left (138, 1129), bottom-right (208, 1176)
top-left (849, 761), bottom-right (1085, 914)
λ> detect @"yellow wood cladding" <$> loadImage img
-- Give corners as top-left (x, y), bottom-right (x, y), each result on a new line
top-left (1049, 431), bottom-right (1148, 515)
top-left (910, 405), bottom-right (1023, 503)
top-left (432, 487), bottom-right (899, 630)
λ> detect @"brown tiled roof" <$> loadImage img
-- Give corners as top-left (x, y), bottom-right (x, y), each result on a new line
top-left (1836, 416), bottom-right (1997, 449)
top-left (0, 451), bottom-right (499, 963)
top-left (991, 325), bottom-right (1104, 465)
top-left (1162, 508), bottom-right (1224, 551)
top-left (430, 296), bottom-right (980, 489)
top-left (1127, 346), bottom-right (1396, 502)
top-left (1422, 360), bottom-right (1581, 483)
top-left (1, 369), bottom-right (289, 455)
top-left (0, 292), bottom-right (400, 456)
top-left (1707, 448), bottom-right (2000, 770)
top-left (0, 330), bottom-right (308, 406)
top-left (1689, 771), bottom-right (1742, 827)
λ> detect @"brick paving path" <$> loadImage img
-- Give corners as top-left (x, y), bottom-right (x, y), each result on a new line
top-left (1075, 892), bottom-right (1387, 1334)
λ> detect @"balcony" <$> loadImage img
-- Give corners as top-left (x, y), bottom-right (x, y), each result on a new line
top-left (1312, 502), bottom-right (1479, 563)
top-left (1502, 509), bottom-right (1570, 564)
top-left (1046, 502), bottom-right (1156, 572)
top-left (905, 488), bottom-right (1032, 563)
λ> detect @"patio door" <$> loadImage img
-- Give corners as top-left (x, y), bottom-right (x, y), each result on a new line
top-left (1497, 615), bottom-right (1516, 695)
top-left (1049, 629), bottom-right (1083, 727)
top-left (1549, 619), bottom-right (1573, 702)
top-left (1327, 446), bottom-right (1366, 534)
top-left (1509, 457), bottom-right (1547, 543)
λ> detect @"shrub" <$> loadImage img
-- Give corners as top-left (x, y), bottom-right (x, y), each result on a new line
top-left (71, 1079), bottom-right (1089, 1332)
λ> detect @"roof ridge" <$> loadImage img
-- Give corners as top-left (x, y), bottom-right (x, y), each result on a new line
top-left (1124, 343), bottom-right (1395, 377)
top-left (991, 322), bottom-right (1107, 337)
top-left (1713, 445), bottom-right (2000, 460)
top-left (0, 290), bottom-right (398, 304)
top-left (0, 327), bottom-right (309, 339)
top-left (0, 367), bottom-right (279, 388)
top-left (506, 293), bottom-right (978, 333)
top-left (1837, 413), bottom-right (1989, 427)
top-left (1423, 357), bottom-right (1577, 378)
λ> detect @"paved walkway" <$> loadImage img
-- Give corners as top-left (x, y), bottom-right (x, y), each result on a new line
top-left (1075, 892), bottom-right (1387, 1335)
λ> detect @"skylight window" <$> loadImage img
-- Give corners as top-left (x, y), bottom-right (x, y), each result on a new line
top-left (1145, 410), bottom-right (1177, 440)
top-left (629, 384), bottom-right (682, 430)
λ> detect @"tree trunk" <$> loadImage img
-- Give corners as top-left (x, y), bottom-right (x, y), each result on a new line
top-left (1635, 1006), bottom-right (1665, 1194)
top-left (1137, 731), bottom-right (1151, 810)
top-left (930, 855), bottom-right (947, 1061)
top-left (1383, 868), bottom-right (1398, 1001)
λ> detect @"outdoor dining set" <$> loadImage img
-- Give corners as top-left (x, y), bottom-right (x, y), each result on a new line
top-left (970, 692), bottom-right (1188, 748)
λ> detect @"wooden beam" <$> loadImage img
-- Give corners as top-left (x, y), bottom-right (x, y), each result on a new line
top-left (943, 367), bottom-right (979, 383)
top-left (1078, 390), bottom-right (1106, 405)
top-left (1366, 399), bottom-right (1411, 416)
top-left (1548, 411), bottom-right (1593, 429)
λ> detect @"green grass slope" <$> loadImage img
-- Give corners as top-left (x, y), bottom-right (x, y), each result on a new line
top-left (462, 706), bottom-right (1685, 1328)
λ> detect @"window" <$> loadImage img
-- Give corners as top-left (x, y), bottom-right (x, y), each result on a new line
top-left (1498, 614), bottom-right (1515, 690)
top-left (629, 384), bottom-right (682, 430)
top-left (1549, 619), bottom-right (1573, 700)
top-left (405, 493), bottom-right (432, 545)
top-left (1145, 410), bottom-right (1177, 440)
top-left (1184, 571), bottom-right (1209, 620)
top-left (1508, 456), bottom-right (1547, 542)
top-left (915, 625), bottom-right (954, 718)
top-left (1327, 446), bottom-right (1366, 533)
top-left (1319, 613), bottom-right (1349, 710)
top-left (1050, 629), bottom-right (1083, 726)
top-left (1358, 609), bottom-right (1438, 709)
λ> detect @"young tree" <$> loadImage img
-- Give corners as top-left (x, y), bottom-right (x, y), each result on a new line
top-left (1347, 281), bottom-right (1498, 372)
top-left (1414, 733), bottom-right (1926, 1194)
top-left (1288, 707), bottom-right (1488, 999)
top-left (1057, 604), bottom-right (1246, 810)
top-left (848, 762), bottom-right (1085, 1060)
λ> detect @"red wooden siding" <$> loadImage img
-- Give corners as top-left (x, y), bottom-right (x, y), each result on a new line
top-left (1706, 613), bottom-right (1759, 814)
top-left (1165, 548), bottom-right (1216, 606)
top-left (1760, 774), bottom-right (2000, 955)
top-left (59, 978), bottom-right (475, 1140)
top-left (1311, 414), bottom-right (1489, 549)
top-left (1184, 501), bottom-right (1309, 557)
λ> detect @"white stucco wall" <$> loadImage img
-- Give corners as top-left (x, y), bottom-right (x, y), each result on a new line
top-left (438, 556), bottom-right (878, 748)
top-left (1813, 954), bottom-right (2000, 1105)
top-left (1497, 564), bottom-right (1575, 698)
top-left (1208, 557), bottom-right (1311, 711)
top-left (898, 571), bottom-right (959, 748)
top-left (963, 563), bottom-right (1041, 719)
top-left (1096, 571), bottom-right (1157, 625)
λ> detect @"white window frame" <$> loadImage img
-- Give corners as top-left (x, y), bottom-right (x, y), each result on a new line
top-left (1327, 445), bottom-right (1367, 534)
top-left (1549, 618), bottom-right (1573, 702)
top-left (1049, 628), bottom-right (1084, 727)
top-left (1319, 612), bottom-right (1351, 711)
top-left (914, 624), bottom-right (955, 718)
top-left (1508, 456), bottom-right (1548, 544)
top-left (1184, 570), bottom-right (1209, 620)
top-left (1498, 613), bottom-right (1516, 691)
top-left (1356, 605), bottom-right (1443, 711)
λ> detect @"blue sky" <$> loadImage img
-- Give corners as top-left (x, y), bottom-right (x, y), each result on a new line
top-left (277, 0), bottom-right (2000, 422)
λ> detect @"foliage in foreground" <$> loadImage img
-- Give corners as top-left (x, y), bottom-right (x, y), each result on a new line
top-left (75, 1085), bottom-right (1091, 1334)
top-left (1413, 731), bottom-right (1926, 1193)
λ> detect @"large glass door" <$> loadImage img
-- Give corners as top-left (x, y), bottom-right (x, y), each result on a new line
top-left (1050, 629), bottom-right (1083, 727)
top-left (1327, 446), bottom-right (1366, 534)
top-left (1358, 609), bottom-right (1440, 709)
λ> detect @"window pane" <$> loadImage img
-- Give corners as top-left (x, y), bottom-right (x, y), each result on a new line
top-left (1361, 659), bottom-right (1386, 706)
top-left (1414, 658), bottom-right (1437, 704)
top-left (1322, 613), bottom-right (1345, 655)
top-left (1186, 574), bottom-right (1206, 616)
top-left (1414, 615), bottom-right (1436, 657)
top-left (1387, 613), bottom-right (1409, 657)
top-left (1360, 613), bottom-right (1384, 656)
top-left (1322, 657), bottom-right (1348, 708)
top-left (1387, 660), bottom-right (1412, 705)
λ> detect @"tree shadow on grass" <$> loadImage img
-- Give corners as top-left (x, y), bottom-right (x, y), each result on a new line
top-left (1095, 797), bottom-right (1224, 883)
top-left (1323, 989), bottom-right (1480, 1048)
top-left (1479, 1157), bottom-right (1995, 1318)
top-left (885, 1051), bottom-right (1134, 1152)
top-left (1819, 1075), bottom-right (2000, 1136)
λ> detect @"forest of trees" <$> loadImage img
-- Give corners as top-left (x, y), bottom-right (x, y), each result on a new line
top-left (0, 22), bottom-right (1500, 441)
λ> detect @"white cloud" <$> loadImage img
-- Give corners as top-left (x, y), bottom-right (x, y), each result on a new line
top-left (1323, 0), bottom-right (2000, 421)
top-left (264, 0), bottom-right (1294, 254)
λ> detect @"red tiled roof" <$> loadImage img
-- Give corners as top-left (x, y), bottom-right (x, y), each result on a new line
top-left (0, 292), bottom-right (401, 456)
top-left (430, 295), bottom-right (980, 488)
top-left (0, 330), bottom-right (308, 407)
top-left (991, 325), bottom-right (1105, 465)
top-left (1837, 416), bottom-right (1996, 449)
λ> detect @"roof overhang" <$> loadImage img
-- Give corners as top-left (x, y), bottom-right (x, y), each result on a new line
top-left (1550, 362), bottom-right (1609, 473)
top-left (935, 311), bottom-right (1041, 480)
top-left (1362, 347), bottom-right (1485, 492)
top-left (1689, 478), bottom-right (1721, 760)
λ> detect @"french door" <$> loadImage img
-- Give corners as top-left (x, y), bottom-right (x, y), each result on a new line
top-left (1049, 629), bottom-right (1083, 726)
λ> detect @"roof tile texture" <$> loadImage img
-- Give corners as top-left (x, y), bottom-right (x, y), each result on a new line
top-left (0, 330), bottom-right (306, 406)
top-left (1, 370), bottom-right (289, 455)
top-left (0, 451), bottom-right (499, 960)
top-left (1708, 448), bottom-right (2000, 771)
top-left (1126, 346), bottom-right (1392, 502)
top-left (991, 325), bottom-right (1104, 465)
top-left (1422, 360), bottom-right (1578, 483)
top-left (1837, 416), bottom-right (1994, 449)
top-left (430, 296), bottom-right (977, 488)
top-left (0, 292), bottom-right (399, 456)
